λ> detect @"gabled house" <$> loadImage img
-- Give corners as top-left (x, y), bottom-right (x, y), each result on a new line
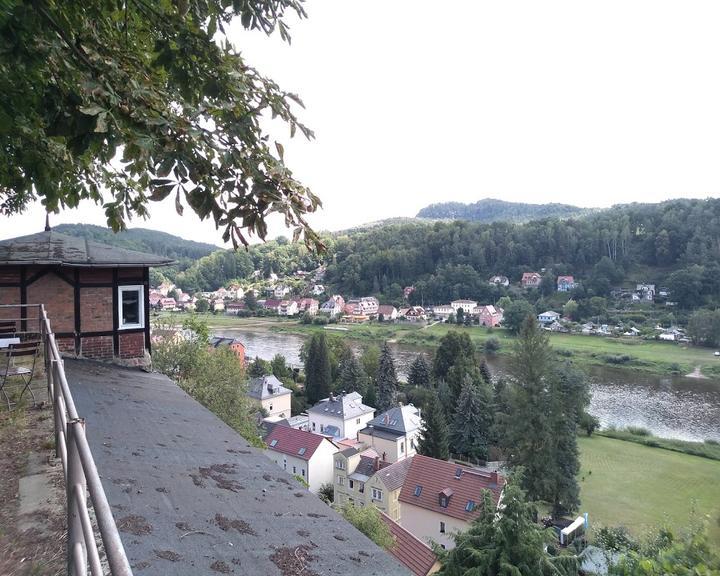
top-left (635, 284), bottom-right (655, 301)
top-left (430, 305), bottom-right (454, 320)
top-left (359, 296), bottom-right (380, 316)
top-left (320, 295), bottom-right (345, 317)
top-left (557, 276), bottom-right (576, 292)
top-left (380, 513), bottom-right (441, 576)
top-left (295, 297), bottom-right (319, 316)
top-left (158, 297), bottom-right (177, 311)
top-left (248, 374), bottom-right (291, 418)
top-left (308, 391), bottom-right (375, 440)
top-left (333, 448), bottom-right (412, 522)
top-left (279, 300), bottom-right (299, 316)
top-left (227, 283), bottom-right (245, 300)
top-left (357, 405), bottom-right (423, 463)
top-left (209, 336), bottom-right (246, 365)
top-left (475, 305), bottom-right (503, 327)
top-left (274, 285), bottom-right (291, 298)
top-left (377, 305), bottom-right (398, 321)
top-left (211, 298), bottom-right (225, 312)
top-left (0, 230), bottom-right (173, 364)
top-left (538, 310), bottom-right (561, 324)
top-left (225, 300), bottom-right (246, 315)
top-left (263, 298), bottom-right (282, 312)
top-left (263, 425), bottom-right (338, 493)
top-left (521, 272), bottom-right (542, 288)
top-left (311, 284), bottom-right (325, 296)
top-left (398, 456), bottom-right (505, 549)
top-left (399, 306), bottom-right (427, 321)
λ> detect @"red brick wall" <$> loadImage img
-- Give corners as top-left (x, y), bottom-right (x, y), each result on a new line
top-left (56, 337), bottom-right (75, 354)
top-left (119, 332), bottom-right (145, 359)
top-left (0, 286), bottom-right (21, 322)
top-left (81, 335), bottom-right (114, 359)
top-left (118, 268), bottom-right (144, 280)
top-left (0, 267), bottom-right (20, 283)
top-left (80, 287), bottom-right (113, 332)
top-left (27, 272), bottom-right (74, 333)
top-left (79, 269), bottom-right (112, 283)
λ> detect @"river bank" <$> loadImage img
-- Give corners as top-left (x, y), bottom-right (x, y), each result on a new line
top-left (166, 313), bottom-right (720, 381)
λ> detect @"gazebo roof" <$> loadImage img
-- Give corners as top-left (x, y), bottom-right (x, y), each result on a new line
top-left (0, 231), bottom-right (174, 268)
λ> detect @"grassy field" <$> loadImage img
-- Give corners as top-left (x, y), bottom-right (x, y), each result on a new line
top-left (579, 435), bottom-right (720, 546)
top-left (154, 312), bottom-right (720, 379)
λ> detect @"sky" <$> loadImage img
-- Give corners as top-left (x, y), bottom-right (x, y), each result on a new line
top-left (3, 0), bottom-right (720, 246)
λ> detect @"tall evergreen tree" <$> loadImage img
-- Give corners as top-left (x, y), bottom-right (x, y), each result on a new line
top-left (445, 355), bottom-right (481, 398)
top-left (304, 333), bottom-right (332, 405)
top-left (407, 355), bottom-right (432, 389)
top-left (438, 477), bottom-right (579, 576)
top-left (479, 359), bottom-right (493, 385)
top-left (376, 343), bottom-right (399, 412)
top-left (450, 377), bottom-right (494, 461)
top-left (502, 315), bottom-right (555, 502)
top-left (339, 353), bottom-right (365, 393)
top-left (432, 331), bottom-right (475, 382)
top-left (417, 392), bottom-right (450, 460)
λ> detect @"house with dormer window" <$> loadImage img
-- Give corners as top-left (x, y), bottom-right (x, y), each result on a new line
top-left (307, 391), bottom-right (375, 440)
top-left (357, 405), bottom-right (423, 463)
top-left (263, 424), bottom-right (338, 493)
top-left (398, 455), bottom-right (505, 549)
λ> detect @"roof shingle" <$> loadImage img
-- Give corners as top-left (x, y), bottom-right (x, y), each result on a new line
top-left (380, 513), bottom-right (439, 576)
top-left (264, 426), bottom-right (330, 461)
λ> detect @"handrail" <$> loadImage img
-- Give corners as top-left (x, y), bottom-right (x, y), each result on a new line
top-left (0, 304), bottom-right (133, 576)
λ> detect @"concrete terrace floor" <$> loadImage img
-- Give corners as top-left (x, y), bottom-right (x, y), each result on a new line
top-left (65, 359), bottom-right (408, 576)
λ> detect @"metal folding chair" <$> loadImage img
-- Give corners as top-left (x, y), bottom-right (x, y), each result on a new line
top-left (0, 340), bottom-right (40, 410)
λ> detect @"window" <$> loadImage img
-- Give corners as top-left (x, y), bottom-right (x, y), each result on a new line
top-left (269, 439), bottom-right (278, 447)
top-left (349, 480), bottom-right (354, 489)
top-left (338, 476), bottom-right (345, 486)
top-left (336, 460), bottom-right (345, 470)
top-left (118, 285), bottom-right (144, 329)
top-left (440, 496), bottom-right (448, 508)
top-left (320, 424), bottom-right (324, 432)
top-left (283, 459), bottom-right (287, 470)
top-left (301, 469), bottom-right (305, 477)
top-left (356, 418), bottom-right (360, 424)
top-left (359, 483), bottom-right (365, 494)
top-left (454, 467), bottom-right (463, 479)
top-left (312, 422), bottom-right (316, 431)
top-left (372, 488), bottom-right (383, 501)
top-left (440, 522), bottom-right (446, 534)
top-left (413, 485), bottom-right (422, 497)
top-left (400, 442), bottom-right (405, 454)
top-left (293, 466), bottom-right (297, 474)
top-left (298, 447), bottom-right (306, 456)
top-left (465, 500), bottom-right (475, 512)
top-left (269, 404), bottom-right (273, 412)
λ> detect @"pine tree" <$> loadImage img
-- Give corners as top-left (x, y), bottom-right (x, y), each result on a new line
top-left (407, 355), bottom-right (432, 389)
top-left (375, 343), bottom-right (398, 412)
top-left (339, 353), bottom-right (364, 393)
top-left (417, 392), bottom-right (450, 460)
top-left (479, 359), bottom-right (493, 385)
top-left (432, 331), bottom-right (475, 382)
top-left (304, 333), bottom-right (332, 405)
top-left (450, 377), bottom-right (494, 461)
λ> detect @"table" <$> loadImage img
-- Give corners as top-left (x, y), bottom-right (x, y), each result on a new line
top-left (0, 337), bottom-right (20, 349)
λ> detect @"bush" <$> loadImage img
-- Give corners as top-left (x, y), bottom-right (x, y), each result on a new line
top-left (601, 354), bottom-right (635, 365)
top-left (579, 412), bottom-right (600, 436)
top-left (340, 504), bottom-right (394, 549)
top-left (312, 316), bottom-right (328, 325)
top-left (626, 426), bottom-right (651, 436)
top-left (484, 337), bottom-right (501, 354)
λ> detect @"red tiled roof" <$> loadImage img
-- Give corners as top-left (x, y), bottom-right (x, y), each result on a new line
top-left (380, 513), bottom-right (439, 576)
top-left (377, 305), bottom-right (396, 315)
top-left (264, 426), bottom-right (329, 461)
top-left (398, 455), bottom-right (505, 522)
top-left (557, 275), bottom-right (574, 283)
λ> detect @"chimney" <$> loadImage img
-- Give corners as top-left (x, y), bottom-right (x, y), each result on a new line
top-left (382, 452), bottom-right (387, 462)
top-left (374, 456), bottom-right (380, 471)
top-left (329, 392), bottom-right (335, 402)
top-left (490, 471), bottom-right (499, 485)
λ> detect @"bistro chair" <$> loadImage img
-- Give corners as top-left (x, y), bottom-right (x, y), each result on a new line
top-left (0, 340), bottom-right (41, 410)
top-left (0, 320), bottom-right (16, 336)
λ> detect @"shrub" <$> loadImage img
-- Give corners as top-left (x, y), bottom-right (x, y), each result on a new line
top-left (626, 426), bottom-right (651, 436)
top-left (484, 337), bottom-right (501, 354)
top-left (312, 316), bottom-right (328, 326)
top-left (340, 504), bottom-right (394, 549)
top-left (579, 412), bottom-right (600, 436)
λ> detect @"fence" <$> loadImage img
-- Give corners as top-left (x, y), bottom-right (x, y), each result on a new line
top-left (1, 304), bottom-right (133, 576)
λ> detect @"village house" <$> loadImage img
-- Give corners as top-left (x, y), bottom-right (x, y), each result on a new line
top-left (634, 284), bottom-right (655, 302)
top-left (307, 391), bottom-right (375, 440)
top-left (430, 305), bottom-right (455, 320)
top-left (158, 296), bottom-right (177, 311)
top-left (263, 298), bottom-right (282, 313)
top-left (333, 448), bottom-right (412, 522)
top-left (521, 272), bottom-right (542, 288)
top-left (557, 275), bottom-right (576, 292)
top-left (274, 284), bottom-right (291, 298)
top-left (149, 290), bottom-right (163, 308)
top-left (0, 230), bottom-right (173, 363)
top-left (224, 300), bottom-right (246, 315)
top-left (359, 296), bottom-right (380, 316)
top-left (248, 374), bottom-right (292, 418)
top-left (357, 405), bottom-right (423, 463)
top-left (279, 299), bottom-right (299, 316)
top-left (538, 310), bottom-right (561, 324)
top-left (312, 284), bottom-right (325, 295)
top-left (377, 304), bottom-right (398, 321)
top-left (398, 456), bottom-right (505, 550)
top-left (488, 275), bottom-right (510, 287)
top-left (381, 513), bottom-right (441, 576)
top-left (450, 299), bottom-right (477, 314)
top-left (475, 305), bottom-right (503, 327)
top-left (399, 306), bottom-right (427, 321)
top-left (211, 298), bottom-right (225, 312)
top-left (227, 283), bottom-right (245, 300)
top-left (320, 295), bottom-right (345, 317)
top-left (264, 425), bottom-right (338, 493)
top-left (295, 297), bottom-right (319, 316)
top-left (157, 280), bottom-right (175, 296)
top-left (209, 336), bottom-right (246, 365)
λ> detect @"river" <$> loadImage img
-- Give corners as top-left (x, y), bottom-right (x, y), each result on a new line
top-left (214, 327), bottom-right (720, 443)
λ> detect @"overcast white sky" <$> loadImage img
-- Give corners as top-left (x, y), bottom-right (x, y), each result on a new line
top-left (3, 0), bottom-right (720, 245)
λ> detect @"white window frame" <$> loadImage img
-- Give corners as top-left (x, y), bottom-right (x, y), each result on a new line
top-left (372, 488), bottom-right (382, 501)
top-left (118, 285), bottom-right (145, 330)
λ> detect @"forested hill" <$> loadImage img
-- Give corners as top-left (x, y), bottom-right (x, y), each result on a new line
top-left (416, 198), bottom-right (590, 223)
top-left (53, 224), bottom-right (219, 261)
top-left (326, 198), bottom-right (720, 307)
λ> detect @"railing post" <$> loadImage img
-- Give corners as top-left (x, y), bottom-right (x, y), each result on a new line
top-left (67, 418), bottom-right (88, 576)
top-left (52, 359), bottom-right (60, 459)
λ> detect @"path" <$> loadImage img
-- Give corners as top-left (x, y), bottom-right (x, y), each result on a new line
top-left (686, 365), bottom-right (709, 379)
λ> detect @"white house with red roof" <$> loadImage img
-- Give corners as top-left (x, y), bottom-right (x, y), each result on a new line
top-left (380, 513), bottom-right (441, 576)
top-left (398, 455), bottom-right (505, 549)
top-left (521, 272), bottom-right (542, 288)
top-left (557, 275), bottom-right (576, 292)
top-left (263, 425), bottom-right (338, 493)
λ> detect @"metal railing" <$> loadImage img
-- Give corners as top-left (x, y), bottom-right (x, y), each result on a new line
top-left (1, 304), bottom-right (133, 576)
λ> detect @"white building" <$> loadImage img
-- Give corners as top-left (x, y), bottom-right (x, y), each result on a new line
top-left (307, 391), bottom-right (375, 440)
top-left (274, 285), bottom-right (291, 298)
top-left (264, 425), bottom-right (338, 493)
top-left (279, 300), bottom-right (299, 316)
top-left (431, 305), bottom-right (455, 320)
top-left (320, 295), bottom-right (345, 317)
top-left (312, 284), bottom-right (325, 296)
top-left (357, 405), bottom-right (423, 463)
top-left (538, 310), bottom-right (560, 324)
top-left (248, 375), bottom-right (292, 418)
top-left (450, 300), bottom-right (478, 314)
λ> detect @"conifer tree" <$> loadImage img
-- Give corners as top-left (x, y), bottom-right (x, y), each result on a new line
top-left (339, 353), bottom-right (365, 393)
top-left (432, 331), bottom-right (475, 382)
top-left (479, 359), bottom-right (493, 385)
top-left (407, 355), bottom-right (432, 389)
top-left (304, 333), bottom-right (332, 405)
top-left (450, 377), bottom-right (494, 461)
top-left (375, 343), bottom-right (399, 412)
top-left (417, 392), bottom-right (450, 460)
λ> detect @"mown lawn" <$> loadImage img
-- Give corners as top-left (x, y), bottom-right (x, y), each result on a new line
top-left (579, 435), bottom-right (720, 546)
